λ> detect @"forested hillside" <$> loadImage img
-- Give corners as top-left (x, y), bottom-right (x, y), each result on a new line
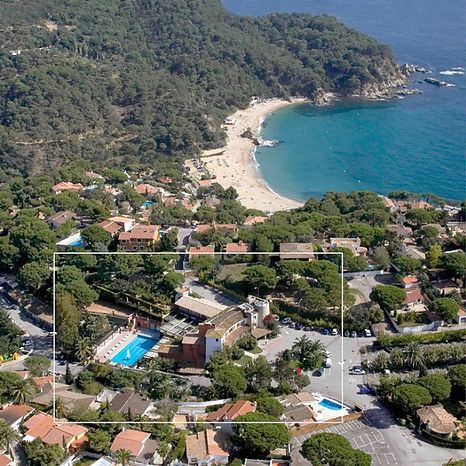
top-left (0, 0), bottom-right (405, 174)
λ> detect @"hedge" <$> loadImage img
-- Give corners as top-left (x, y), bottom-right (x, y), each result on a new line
top-left (376, 329), bottom-right (466, 348)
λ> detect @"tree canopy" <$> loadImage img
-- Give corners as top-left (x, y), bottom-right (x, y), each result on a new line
top-left (0, 0), bottom-right (402, 174)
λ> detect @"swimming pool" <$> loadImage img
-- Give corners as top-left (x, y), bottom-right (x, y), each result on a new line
top-left (318, 398), bottom-right (344, 411)
top-left (111, 334), bottom-right (158, 367)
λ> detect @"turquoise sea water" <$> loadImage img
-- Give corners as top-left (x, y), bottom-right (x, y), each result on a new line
top-left (223, 0), bottom-right (466, 201)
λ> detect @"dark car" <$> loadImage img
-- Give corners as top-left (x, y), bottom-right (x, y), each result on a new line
top-left (322, 329), bottom-right (330, 335)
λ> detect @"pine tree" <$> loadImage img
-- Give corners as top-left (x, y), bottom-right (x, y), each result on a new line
top-left (65, 363), bottom-right (73, 385)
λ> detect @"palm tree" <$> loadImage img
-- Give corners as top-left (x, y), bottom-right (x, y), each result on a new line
top-left (10, 379), bottom-right (36, 404)
top-left (371, 351), bottom-right (390, 372)
top-left (389, 347), bottom-right (405, 370)
top-left (0, 419), bottom-right (18, 454)
top-left (114, 448), bottom-right (134, 466)
top-left (404, 341), bottom-right (425, 370)
top-left (76, 338), bottom-right (95, 364)
top-left (291, 335), bottom-right (312, 360)
top-left (292, 336), bottom-right (324, 371)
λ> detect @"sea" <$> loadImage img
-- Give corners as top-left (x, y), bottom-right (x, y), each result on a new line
top-left (223, 0), bottom-right (466, 202)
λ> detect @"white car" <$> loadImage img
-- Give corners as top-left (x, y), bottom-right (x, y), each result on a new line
top-left (331, 328), bottom-right (338, 336)
top-left (323, 350), bottom-right (331, 358)
top-left (349, 367), bottom-right (366, 375)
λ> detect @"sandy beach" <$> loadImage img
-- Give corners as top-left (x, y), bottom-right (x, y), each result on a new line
top-left (201, 99), bottom-right (305, 213)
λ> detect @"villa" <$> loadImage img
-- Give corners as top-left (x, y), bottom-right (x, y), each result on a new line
top-left (51, 182), bottom-right (84, 194)
top-left (185, 429), bottom-right (231, 465)
top-left (134, 183), bottom-right (162, 195)
top-left (206, 400), bottom-right (256, 424)
top-left (118, 224), bottom-right (160, 251)
top-left (188, 245), bottom-right (215, 261)
top-left (160, 296), bottom-right (271, 368)
top-left (23, 413), bottom-right (88, 449)
top-left (243, 216), bottom-right (267, 228)
top-left (48, 210), bottom-right (76, 229)
top-left (328, 237), bottom-right (367, 256)
top-left (0, 404), bottom-right (34, 430)
top-left (279, 243), bottom-right (315, 260)
top-left (225, 241), bottom-right (252, 255)
top-left (109, 388), bottom-right (152, 417)
top-left (110, 429), bottom-right (161, 465)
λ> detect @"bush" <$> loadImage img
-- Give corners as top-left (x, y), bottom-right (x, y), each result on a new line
top-left (376, 329), bottom-right (466, 348)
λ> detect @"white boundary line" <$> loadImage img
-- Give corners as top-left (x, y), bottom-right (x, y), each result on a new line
top-left (52, 251), bottom-right (345, 425)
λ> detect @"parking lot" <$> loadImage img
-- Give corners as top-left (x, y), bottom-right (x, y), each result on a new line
top-left (292, 417), bottom-right (398, 465)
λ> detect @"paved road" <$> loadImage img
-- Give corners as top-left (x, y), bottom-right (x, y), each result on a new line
top-left (1, 294), bottom-right (47, 337)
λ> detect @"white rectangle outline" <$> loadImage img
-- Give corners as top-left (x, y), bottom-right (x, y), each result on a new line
top-left (53, 251), bottom-right (345, 425)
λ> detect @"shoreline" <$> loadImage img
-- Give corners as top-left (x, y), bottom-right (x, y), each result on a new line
top-left (201, 98), bottom-right (306, 213)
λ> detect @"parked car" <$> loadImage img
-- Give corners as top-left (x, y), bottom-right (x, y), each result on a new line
top-left (331, 328), bottom-right (338, 336)
top-left (349, 366), bottom-right (366, 375)
top-left (303, 326), bottom-right (311, 332)
top-left (364, 328), bottom-right (372, 337)
top-left (344, 330), bottom-right (350, 337)
top-left (322, 329), bottom-right (330, 335)
top-left (323, 350), bottom-right (331, 358)
top-left (359, 385), bottom-right (372, 395)
top-left (325, 358), bottom-right (333, 368)
top-left (351, 331), bottom-right (357, 338)
top-left (314, 367), bottom-right (324, 377)
top-left (22, 339), bottom-right (32, 347)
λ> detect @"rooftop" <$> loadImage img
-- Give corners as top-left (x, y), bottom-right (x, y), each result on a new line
top-left (0, 404), bottom-right (34, 425)
top-left (206, 400), bottom-right (256, 422)
top-left (175, 295), bottom-right (227, 319)
top-left (186, 429), bottom-right (231, 460)
top-left (119, 224), bottom-right (159, 241)
top-left (417, 404), bottom-right (459, 435)
top-left (110, 429), bottom-right (151, 457)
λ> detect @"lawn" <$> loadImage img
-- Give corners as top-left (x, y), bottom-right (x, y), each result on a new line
top-left (237, 355), bottom-right (252, 366)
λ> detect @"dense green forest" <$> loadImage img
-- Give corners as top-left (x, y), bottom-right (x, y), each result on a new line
top-left (0, 0), bottom-right (404, 173)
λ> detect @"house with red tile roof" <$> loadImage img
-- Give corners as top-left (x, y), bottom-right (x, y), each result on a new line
top-left (23, 413), bottom-right (88, 449)
top-left (188, 245), bottom-right (215, 261)
top-left (225, 241), bottom-right (252, 255)
top-left (402, 287), bottom-right (424, 309)
top-left (243, 216), bottom-right (267, 228)
top-left (0, 404), bottom-right (34, 429)
top-left (110, 429), bottom-right (160, 464)
top-left (185, 429), bottom-right (231, 465)
top-left (134, 183), bottom-right (162, 195)
top-left (401, 275), bottom-right (420, 288)
top-left (206, 400), bottom-right (256, 423)
top-left (118, 224), bottom-right (160, 251)
top-left (51, 182), bottom-right (83, 194)
top-left (0, 454), bottom-right (13, 466)
top-left (411, 201), bottom-right (432, 210)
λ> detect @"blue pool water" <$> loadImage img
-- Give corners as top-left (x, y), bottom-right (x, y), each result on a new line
top-left (143, 200), bottom-right (155, 207)
top-left (111, 334), bottom-right (159, 367)
top-left (319, 398), bottom-right (344, 411)
top-left (68, 238), bottom-right (84, 247)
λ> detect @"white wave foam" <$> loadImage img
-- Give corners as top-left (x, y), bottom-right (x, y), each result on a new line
top-left (439, 69), bottom-right (464, 75)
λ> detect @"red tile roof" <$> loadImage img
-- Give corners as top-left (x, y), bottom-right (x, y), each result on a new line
top-left (134, 183), bottom-right (159, 194)
top-left (0, 454), bottom-right (13, 466)
top-left (225, 242), bottom-right (251, 253)
top-left (403, 287), bottom-right (423, 305)
top-left (243, 216), bottom-right (267, 226)
top-left (206, 400), bottom-right (256, 422)
top-left (110, 429), bottom-right (150, 456)
top-left (51, 182), bottom-right (83, 193)
top-left (119, 224), bottom-right (159, 241)
top-left (0, 404), bottom-right (34, 425)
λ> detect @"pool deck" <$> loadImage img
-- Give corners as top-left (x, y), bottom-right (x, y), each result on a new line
top-left (95, 330), bottom-right (136, 364)
top-left (311, 393), bottom-right (351, 422)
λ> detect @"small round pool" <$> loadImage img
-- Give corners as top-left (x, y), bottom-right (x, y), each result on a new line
top-left (319, 398), bottom-right (344, 411)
